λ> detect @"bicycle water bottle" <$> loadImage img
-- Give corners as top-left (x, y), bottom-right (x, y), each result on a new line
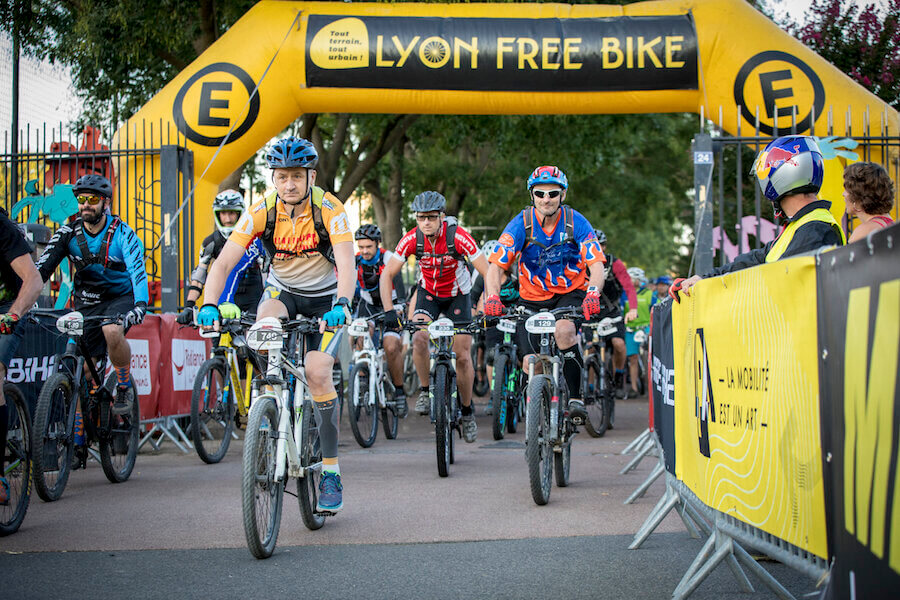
top-left (74, 409), bottom-right (85, 446)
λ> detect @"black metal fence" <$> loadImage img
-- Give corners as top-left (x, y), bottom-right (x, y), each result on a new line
top-left (692, 107), bottom-right (900, 276)
top-left (1, 122), bottom-right (194, 310)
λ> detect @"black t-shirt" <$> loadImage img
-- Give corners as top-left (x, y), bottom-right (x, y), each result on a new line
top-left (0, 210), bottom-right (33, 303)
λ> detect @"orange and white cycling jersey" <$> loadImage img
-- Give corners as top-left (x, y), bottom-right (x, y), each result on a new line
top-left (229, 188), bottom-right (353, 296)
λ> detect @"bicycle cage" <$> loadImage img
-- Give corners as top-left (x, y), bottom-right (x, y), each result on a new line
top-left (525, 312), bottom-right (555, 334)
top-left (56, 311), bottom-right (85, 336)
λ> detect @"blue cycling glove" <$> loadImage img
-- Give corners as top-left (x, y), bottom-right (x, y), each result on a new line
top-left (322, 297), bottom-right (351, 327)
top-left (197, 304), bottom-right (220, 327)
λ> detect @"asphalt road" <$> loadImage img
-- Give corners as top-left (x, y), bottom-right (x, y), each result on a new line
top-left (1, 396), bottom-right (820, 599)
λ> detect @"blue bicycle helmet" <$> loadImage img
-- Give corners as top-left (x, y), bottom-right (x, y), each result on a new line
top-left (527, 165), bottom-right (568, 191)
top-left (655, 275), bottom-right (673, 285)
top-left (265, 137), bottom-right (318, 169)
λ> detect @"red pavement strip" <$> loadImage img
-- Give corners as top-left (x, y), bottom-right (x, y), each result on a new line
top-left (2, 397), bottom-right (685, 552)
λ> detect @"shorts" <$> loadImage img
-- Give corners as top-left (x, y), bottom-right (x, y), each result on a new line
top-left (516, 288), bottom-right (585, 359)
top-left (354, 299), bottom-right (399, 342)
top-left (413, 286), bottom-right (472, 327)
top-left (76, 295), bottom-right (137, 358)
top-left (259, 285), bottom-right (335, 354)
top-left (593, 305), bottom-right (626, 343)
top-left (0, 302), bottom-right (25, 369)
top-left (625, 326), bottom-right (648, 356)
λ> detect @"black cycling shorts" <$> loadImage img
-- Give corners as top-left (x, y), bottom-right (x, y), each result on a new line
top-left (76, 295), bottom-right (137, 358)
top-left (413, 286), bottom-right (472, 327)
top-left (516, 288), bottom-right (585, 359)
top-left (260, 285), bottom-right (334, 353)
top-left (593, 305), bottom-right (626, 341)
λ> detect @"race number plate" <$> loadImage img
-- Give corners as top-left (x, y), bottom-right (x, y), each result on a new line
top-left (525, 312), bottom-right (556, 334)
top-left (633, 329), bottom-right (647, 344)
top-left (497, 318), bottom-right (517, 334)
top-left (597, 317), bottom-right (619, 337)
top-left (56, 311), bottom-right (84, 336)
top-left (247, 317), bottom-right (284, 351)
top-left (348, 318), bottom-right (369, 337)
top-left (428, 317), bottom-right (455, 338)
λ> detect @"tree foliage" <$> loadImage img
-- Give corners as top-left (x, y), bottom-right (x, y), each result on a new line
top-left (787, 0), bottom-right (900, 109)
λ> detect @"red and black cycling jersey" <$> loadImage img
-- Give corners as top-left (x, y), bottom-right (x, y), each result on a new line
top-left (391, 221), bottom-right (480, 298)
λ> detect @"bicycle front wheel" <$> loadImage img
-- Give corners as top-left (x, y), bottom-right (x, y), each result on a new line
top-left (380, 378), bottom-right (399, 440)
top-left (348, 362), bottom-right (377, 448)
top-left (491, 352), bottom-right (510, 440)
top-left (1, 384), bottom-right (32, 536)
top-left (526, 375), bottom-right (553, 505)
top-left (297, 398), bottom-right (326, 530)
top-left (433, 363), bottom-right (451, 478)
top-left (583, 357), bottom-right (610, 438)
top-left (190, 358), bottom-right (235, 464)
top-left (99, 375), bottom-right (140, 483)
top-left (242, 395), bottom-right (284, 559)
top-left (33, 372), bottom-right (75, 502)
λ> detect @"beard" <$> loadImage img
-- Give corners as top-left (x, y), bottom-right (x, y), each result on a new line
top-left (82, 208), bottom-right (105, 225)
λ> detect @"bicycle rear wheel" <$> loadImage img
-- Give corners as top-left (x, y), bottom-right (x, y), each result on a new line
top-left (491, 352), bottom-right (510, 440)
top-left (33, 372), bottom-right (75, 502)
top-left (297, 398), bottom-right (326, 530)
top-left (433, 363), bottom-right (451, 477)
top-left (526, 375), bottom-right (553, 505)
top-left (403, 351), bottom-right (419, 396)
top-left (1, 384), bottom-right (32, 536)
top-left (472, 340), bottom-right (489, 397)
top-left (242, 395), bottom-right (284, 558)
top-left (99, 375), bottom-right (140, 483)
top-left (583, 357), bottom-right (610, 438)
top-left (509, 371), bottom-right (525, 434)
top-left (190, 358), bottom-right (235, 464)
top-left (348, 362), bottom-right (377, 447)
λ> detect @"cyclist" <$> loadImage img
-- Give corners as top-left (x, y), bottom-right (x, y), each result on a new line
top-left (484, 166), bottom-right (605, 424)
top-left (593, 228), bottom-right (637, 400)
top-left (0, 208), bottom-right (43, 505)
top-left (198, 137), bottom-right (355, 513)
top-left (470, 240), bottom-right (520, 415)
top-left (674, 135), bottom-right (845, 298)
top-left (379, 191), bottom-right (488, 443)
top-left (36, 174), bottom-right (149, 416)
top-left (652, 275), bottom-right (673, 303)
top-left (622, 267), bottom-right (654, 398)
top-left (353, 223), bottom-right (408, 417)
top-left (177, 189), bottom-right (264, 324)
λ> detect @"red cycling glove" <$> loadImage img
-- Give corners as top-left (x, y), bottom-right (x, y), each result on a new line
top-left (484, 295), bottom-right (504, 317)
top-left (582, 287), bottom-right (601, 320)
top-left (669, 278), bottom-right (685, 303)
top-left (0, 313), bottom-right (20, 335)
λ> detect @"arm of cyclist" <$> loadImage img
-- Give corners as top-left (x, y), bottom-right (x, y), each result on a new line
top-left (0, 246), bottom-right (43, 334)
top-left (611, 259), bottom-right (637, 322)
top-left (35, 222), bottom-right (74, 284)
top-left (197, 240), bottom-right (245, 327)
top-left (115, 223), bottom-right (150, 327)
top-left (184, 239), bottom-right (215, 304)
top-left (379, 253), bottom-right (405, 329)
top-left (218, 238), bottom-right (264, 306)
top-left (321, 239), bottom-right (356, 329)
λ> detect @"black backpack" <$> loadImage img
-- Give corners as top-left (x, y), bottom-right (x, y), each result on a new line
top-left (522, 205), bottom-right (576, 252)
top-left (71, 216), bottom-right (126, 272)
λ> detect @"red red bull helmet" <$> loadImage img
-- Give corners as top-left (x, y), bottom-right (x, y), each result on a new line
top-left (752, 136), bottom-right (824, 215)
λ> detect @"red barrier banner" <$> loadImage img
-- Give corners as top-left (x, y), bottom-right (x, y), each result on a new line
top-left (157, 314), bottom-right (210, 417)
top-left (124, 314), bottom-right (162, 421)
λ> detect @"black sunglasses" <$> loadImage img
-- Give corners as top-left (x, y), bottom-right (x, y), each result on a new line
top-left (532, 190), bottom-right (562, 199)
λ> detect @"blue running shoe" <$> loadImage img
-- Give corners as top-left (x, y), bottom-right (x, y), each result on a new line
top-left (0, 476), bottom-right (9, 506)
top-left (317, 471), bottom-right (343, 512)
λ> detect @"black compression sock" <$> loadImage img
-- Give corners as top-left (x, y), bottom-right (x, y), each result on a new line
top-left (559, 344), bottom-right (584, 399)
top-left (461, 403), bottom-right (473, 416)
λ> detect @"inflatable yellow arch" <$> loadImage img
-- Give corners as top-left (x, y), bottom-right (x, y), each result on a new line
top-left (118, 0), bottom-right (899, 298)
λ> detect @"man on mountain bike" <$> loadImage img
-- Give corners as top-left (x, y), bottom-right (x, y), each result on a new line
top-left (353, 223), bottom-right (408, 417)
top-left (379, 191), bottom-right (488, 443)
top-left (592, 228), bottom-right (637, 400)
top-left (36, 174), bottom-right (150, 416)
top-left (177, 189), bottom-right (264, 325)
top-left (198, 137), bottom-right (355, 513)
top-left (673, 135), bottom-right (845, 299)
top-left (0, 209), bottom-right (43, 505)
top-left (484, 166), bottom-right (605, 425)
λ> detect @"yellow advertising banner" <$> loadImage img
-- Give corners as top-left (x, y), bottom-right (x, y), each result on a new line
top-left (673, 256), bottom-right (827, 558)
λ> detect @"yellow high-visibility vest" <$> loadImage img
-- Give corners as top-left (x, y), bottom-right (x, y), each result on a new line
top-left (765, 208), bottom-right (846, 263)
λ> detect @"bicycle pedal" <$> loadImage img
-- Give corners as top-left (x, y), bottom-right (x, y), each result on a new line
top-left (314, 510), bottom-right (336, 517)
top-left (571, 416), bottom-right (585, 426)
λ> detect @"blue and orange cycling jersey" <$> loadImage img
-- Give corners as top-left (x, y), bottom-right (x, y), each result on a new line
top-left (489, 206), bottom-right (604, 302)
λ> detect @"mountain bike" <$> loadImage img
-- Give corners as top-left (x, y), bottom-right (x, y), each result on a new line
top-left (191, 315), bottom-right (261, 464)
top-left (596, 314), bottom-right (626, 430)
top-left (346, 313), bottom-right (401, 447)
top-left (31, 309), bottom-right (140, 502)
top-left (405, 318), bottom-right (482, 477)
top-left (579, 316), bottom-right (622, 438)
top-left (241, 316), bottom-right (335, 559)
top-left (471, 325), bottom-right (490, 397)
top-left (521, 306), bottom-right (585, 505)
top-left (0, 382), bottom-right (31, 536)
top-left (489, 316), bottom-right (525, 440)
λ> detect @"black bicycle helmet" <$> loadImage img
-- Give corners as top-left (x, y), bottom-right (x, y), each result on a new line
top-left (355, 223), bottom-right (382, 242)
top-left (265, 137), bottom-right (318, 169)
top-left (73, 174), bottom-right (113, 199)
top-left (411, 191), bottom-right (446, 213)
top-left (593, 228), bottom-right (607, 244)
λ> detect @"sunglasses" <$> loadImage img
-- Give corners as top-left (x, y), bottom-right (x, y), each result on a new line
top-left (415, 214), bottom-right (441, 222)
top-left (532, 190), bottom-right (562, 199)
top-left (77, 195), bottom-right (105, 206)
